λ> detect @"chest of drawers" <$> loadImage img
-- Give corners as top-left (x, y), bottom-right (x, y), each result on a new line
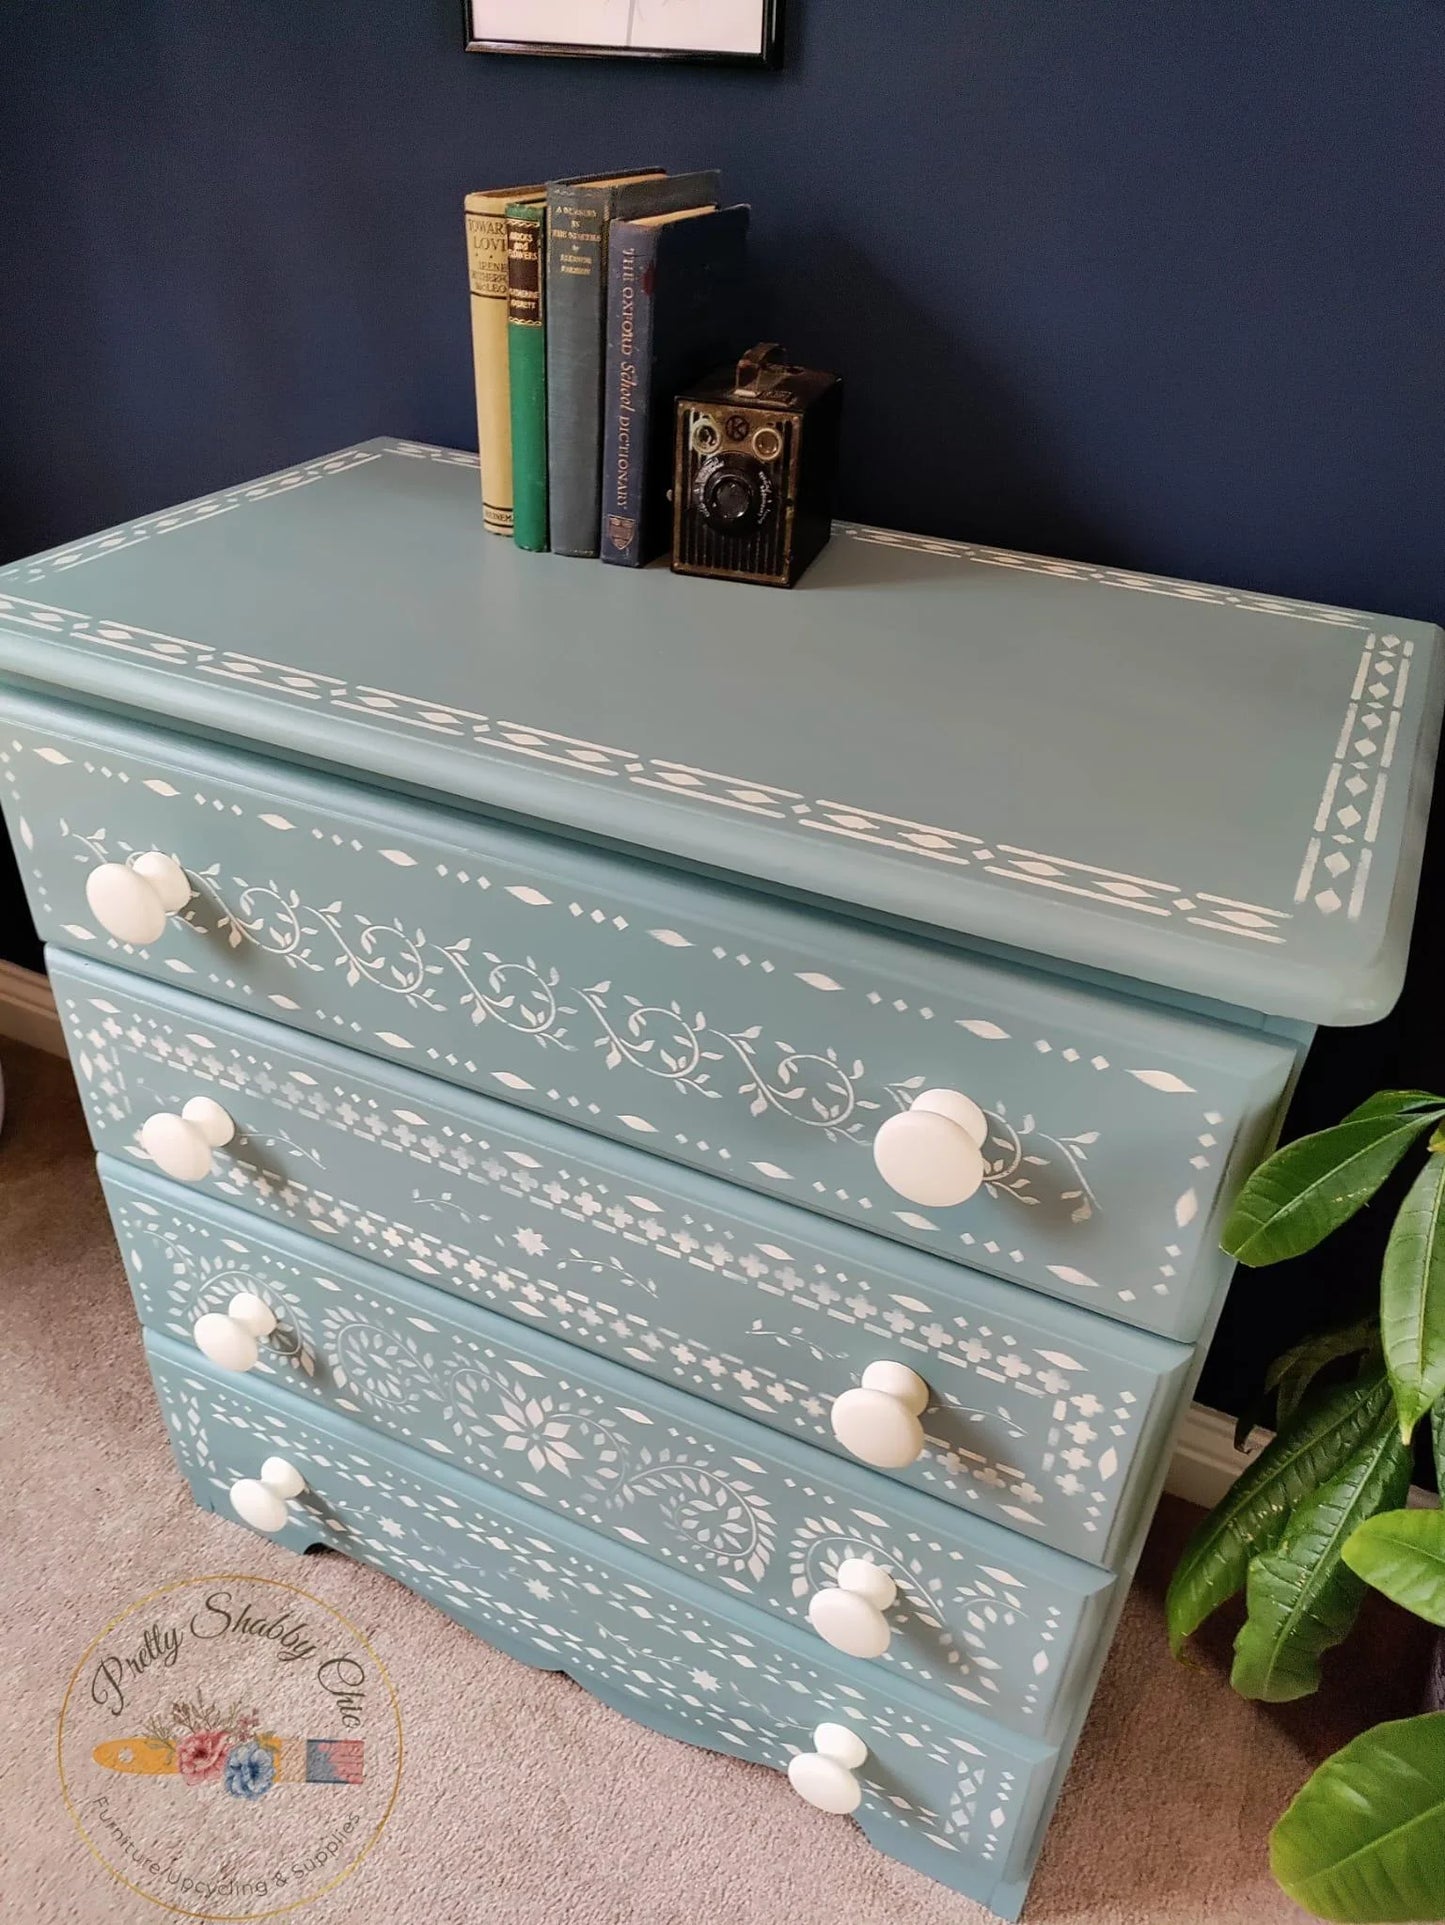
top-left (3, 438), bottom-right (1440, 1918)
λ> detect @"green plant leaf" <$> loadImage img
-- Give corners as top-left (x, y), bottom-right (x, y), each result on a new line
top-left (1223, 1106), bottom-right (1445, 1268)
top-left (1344, 1090), bottom-right (1445, 1123)
top-left (1166, 1371), bottom-right (1392, 1656)
top-left (1380, 1148), bottom-right (1445, 1440)
top-left (1345, 1508), bottom-right (1445, 1627)
top-left (1231, 1418), bottom-right (1411, 1702)
top-left (1434, 1401), bottom-right (1445, 1493)
top-left (1271, 1317), bottom-right (1381, 1431)
top-left (1232, 1316), bottom-right (1379, 1453)
top-left (1271, 1712), bottom-right (1445, 1921)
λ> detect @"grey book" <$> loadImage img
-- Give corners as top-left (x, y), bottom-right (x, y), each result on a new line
top-left (545, 169), bottom-right (721, 559)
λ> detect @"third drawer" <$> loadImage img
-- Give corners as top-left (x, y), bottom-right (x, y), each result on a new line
top-left (114, 1170), bottom-right (1112, 1741)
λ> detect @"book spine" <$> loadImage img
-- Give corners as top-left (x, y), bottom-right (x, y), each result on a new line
top-left (465, 202), bottom-right (515, 535)
top-left (600, 224), bottom-right (659, 568)
top-left (506, 206), bottom-right (548, 553)
top-left (545, 192), bottom-right (609, 557)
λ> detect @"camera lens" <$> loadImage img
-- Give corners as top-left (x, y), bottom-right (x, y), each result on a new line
top-left (751, 426), bottom-right (783, 461)
top-left (694, 454), bottom-right (772, 535)
top-left (712, 475), bottom-right (753, 522)
top-left (691, 417), bottom-right (720, 453)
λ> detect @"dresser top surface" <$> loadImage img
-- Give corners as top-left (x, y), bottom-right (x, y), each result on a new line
top-left (1, 437), bottom-right (1439, 1023)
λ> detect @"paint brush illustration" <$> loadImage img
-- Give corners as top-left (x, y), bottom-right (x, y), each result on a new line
top-left (94, 1737), bottom-right (364, 1785)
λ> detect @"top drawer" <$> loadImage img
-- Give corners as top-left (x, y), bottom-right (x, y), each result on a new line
top-left (1, 692), bottom-right (1296, 1324)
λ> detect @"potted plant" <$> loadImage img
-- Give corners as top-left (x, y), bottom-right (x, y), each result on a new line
top-left (1274, 1505), bottom-right (1445, 1920)
top-left (1167, 1089), bottom-right (1445, 1920)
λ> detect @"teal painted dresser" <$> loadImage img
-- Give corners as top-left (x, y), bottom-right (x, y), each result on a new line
top-left (2, 438), bottom-right (1440, 1917)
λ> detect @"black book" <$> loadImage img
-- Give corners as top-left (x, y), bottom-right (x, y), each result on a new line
top-left (600, 204), bottom-right (751, 568)
top-left (545, 169), bottom-right (720, 558)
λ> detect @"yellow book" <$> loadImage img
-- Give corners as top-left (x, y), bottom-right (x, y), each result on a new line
top-left (465, 183), bottom-right (546, 534)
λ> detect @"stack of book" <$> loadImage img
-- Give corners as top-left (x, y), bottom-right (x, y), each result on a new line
top-left (465, 169), bottom-right (750, 568)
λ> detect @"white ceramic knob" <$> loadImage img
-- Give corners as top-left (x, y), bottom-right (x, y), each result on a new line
top-left (193, 1292), bottom-right (277, 1372)
top-left (230, 1456), bottom-right (306, 1534)
top-left (85, 851), bottom-right (191, 945)
top-left (872, 1087), bottom-right (989, 1208)
top-left (139, 1096), bottom-right (236, 1182)
top-left (788, 1722), bottom-right (869, 1815)
top-left (830, 1362), bottom-right (930, 1469)
top-left (807, 1558), bottom-right (899, 1659)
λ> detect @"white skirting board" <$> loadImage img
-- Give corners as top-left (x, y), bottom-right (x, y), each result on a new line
top-left (0, 958), bottom-right (1353, 1515)
top-left (1164, 1402), bottom-right (1269, 1507)
top-left (0, 959), bottom-right (65, 1056)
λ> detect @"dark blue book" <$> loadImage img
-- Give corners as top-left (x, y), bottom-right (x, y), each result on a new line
top-left (545, 169), bottom-right (721, 559)
top-left (600, 205), bottom-right (751, 568)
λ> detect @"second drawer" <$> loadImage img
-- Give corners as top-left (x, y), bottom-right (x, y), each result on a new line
top-left (106, 1161), bottom-right (1112, 1740)
top-left (59, 951), bottom-right (1191, 1565)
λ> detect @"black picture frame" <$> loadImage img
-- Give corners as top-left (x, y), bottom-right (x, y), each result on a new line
top-left (462, 0), bottom-right (784, 68)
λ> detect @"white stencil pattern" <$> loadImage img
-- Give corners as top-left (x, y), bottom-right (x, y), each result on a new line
top-left (0, 439), bottom-right (1402, 936)
top-left (154, 1361), bottom-right (1032, 1865)
top-left (117, 1197), bottom-right (1088, 1714)
top-left (75, 991), bottom-right (1157, 1548)
top-left (8, 730), bottom-right (1242, 1305)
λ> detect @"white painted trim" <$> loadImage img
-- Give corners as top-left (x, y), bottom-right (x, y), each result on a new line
top-left (1167, 1400), bottom-right (1436, 1511)
top-left (1165, 1402), bottom-right (1270, 1509)
top-left (0, 961), bottom-right (63, 1056)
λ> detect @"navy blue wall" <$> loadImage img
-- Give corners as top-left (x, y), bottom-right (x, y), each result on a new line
top-left (2, 1), bottom-right (1443, 1415)
top-left (4, 2), bottom-right (1444, 608)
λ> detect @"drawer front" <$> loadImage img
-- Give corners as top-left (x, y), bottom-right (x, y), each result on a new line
top-left (3, 694), bottom-right (1295, 1313)
top-left (147, 1334), bottom-right (1058, 1917)
top-left (60, 954), bottom-right (1189, 1566)
top-left (107, 1165), bottom-right (1112, 1736)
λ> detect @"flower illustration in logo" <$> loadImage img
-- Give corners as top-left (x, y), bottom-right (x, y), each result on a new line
top-left (223, 1738), bottom-right (276, 1801)
top-left (94, 1695), bottom-right (364, 1796)
top-left (175, 1728), bottom-right (230, 1786)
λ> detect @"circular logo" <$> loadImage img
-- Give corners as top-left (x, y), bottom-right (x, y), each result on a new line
top-left (57, 1574), bottom-right (403, 1919)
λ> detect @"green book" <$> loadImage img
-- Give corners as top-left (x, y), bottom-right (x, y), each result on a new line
top-left (505, 202), bottom-right (548, 552)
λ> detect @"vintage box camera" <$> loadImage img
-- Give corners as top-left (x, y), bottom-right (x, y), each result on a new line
top-left (671, 343), bottom-right (842, 588)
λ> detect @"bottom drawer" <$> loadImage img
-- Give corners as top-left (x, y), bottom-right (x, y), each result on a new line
top-left (147, 1332), bottom-right (1060, 1920)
